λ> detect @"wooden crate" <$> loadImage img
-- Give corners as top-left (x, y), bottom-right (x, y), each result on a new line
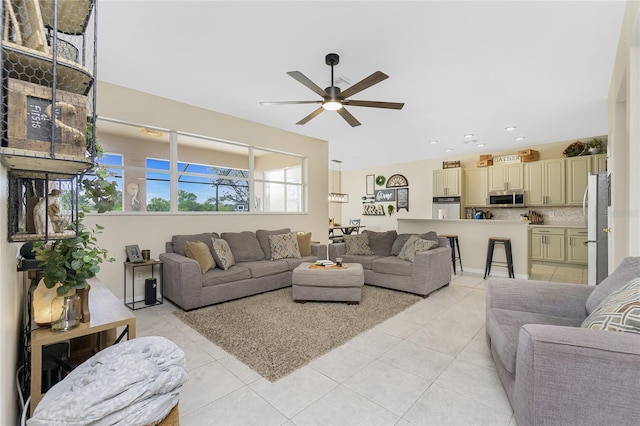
top-left (517, 149), bottom-right (539, 157)
top-left (442, 160), bottom-right (461, 169)
top-left (520, 152), bottom-right (540, 162)
top-left (477, 159), bottom-right (494, 167)
top-left (479, 154), bottom-right (493, 161)
top-left (7, 78), bottom-right (87, 157)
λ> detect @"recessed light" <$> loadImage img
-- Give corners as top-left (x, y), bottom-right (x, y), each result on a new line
top-left (515, 136), bottom-right (526, 141)
top-left (464, 133), bottom-right (474, 138)
top-left (445, 148), bottom-right (453, 152)
top-left (429, 140), bottom-right (438, 144)
top-left (477, 143), bottom-right (486, 148)
top-left (505, 126), bottom-right (516, 131)
top-left (138, 127), bottom-right (165, 137)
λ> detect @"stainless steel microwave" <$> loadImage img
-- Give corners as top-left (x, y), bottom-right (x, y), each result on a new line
top-left (488, 191), bottom-right (526, 207)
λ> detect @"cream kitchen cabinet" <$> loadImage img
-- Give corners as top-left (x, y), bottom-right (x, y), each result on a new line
top-left (566, 228), bottom-right (588, 264)
top-left (464, 168), bottom-right (487, 206)
top-left (433, 168), bottom-right (462, 196)
top-left (525, 159), bottom-right (565, 205)
top-left (488, 163), bottom-right (524, 191)
top-left (566, 156), bottom-right (592, 205)
top-left (530, 227), bottom-right (565, 262)
top-left (592, 154), bottom-right (607, 173)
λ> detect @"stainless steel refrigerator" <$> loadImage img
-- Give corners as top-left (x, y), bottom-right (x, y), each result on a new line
top-left (583, 172), bottom-right (609, 285)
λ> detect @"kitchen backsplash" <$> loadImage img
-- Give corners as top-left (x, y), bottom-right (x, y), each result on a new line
top-left (485, 207), bottom-right (585, 224)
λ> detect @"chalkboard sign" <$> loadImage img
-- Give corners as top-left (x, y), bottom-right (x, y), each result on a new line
top-left (375, 189), bottom-right (395, 202)
top-left (26, 96), bottom-right (61, 142)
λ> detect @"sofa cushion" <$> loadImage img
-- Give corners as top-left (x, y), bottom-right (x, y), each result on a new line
top-left (398, 235), bottom-right (438, 262)
top-left (344, 234), bottom-right (374, 255)
top-left (211, 238), bottom-right (235, 271)
top-left (269, 232), bottom-right (301, 260)
top-left (419, 231), bottom-right (439, 243)
top-left (202, 265), bottom-right (252, 287)
top-left (363, 230), bottom-right (397, 256)
top-left (221, 231), bottom-right (265, 261)
top-left (185, 240), bottom-right (216, 273)
top-left (235, 260), bottom-right (289, 278)
top-left (171, 232), bottom-right (219, 257)
top-left (297, 232), bottom-right (312, 257)
top-left (391, 233), bottom-right (415, 256)
top-left (486, 308), bottom-right (584, 374)
top-left (371, 256), bottom-right (412, 276)
top-left (582, 277), bottom-right (640, 334)
top-left (586, 257), bottom-right (640, 314)
top-left (256, 228), bottom-right (291, 259)
top-left (283, 255), bottom-right (317, 271)
top-left (341, 254), bottom-right (384, 270)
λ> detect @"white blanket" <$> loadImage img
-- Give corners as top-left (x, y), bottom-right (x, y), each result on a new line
top-left (28, 336), bottom-right (189, 426)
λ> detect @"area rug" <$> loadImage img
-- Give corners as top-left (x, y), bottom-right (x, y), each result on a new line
top-left (174, 286), bottom-right (421, 381)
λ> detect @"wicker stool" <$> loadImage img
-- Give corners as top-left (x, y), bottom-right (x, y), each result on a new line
top-left (484, 237), bottom-right (514, 279)
top-left (440, 234), bottom-right (463, 274)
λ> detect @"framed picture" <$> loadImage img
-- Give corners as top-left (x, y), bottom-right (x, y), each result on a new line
top-left (397, 188), bottom-right (409, 212)
top-left (366, 174), bottom-right (375, 195)
top-left (374, 189), bottom-right (395, 202)
top-left (125, 244), bottom-right (145, 263)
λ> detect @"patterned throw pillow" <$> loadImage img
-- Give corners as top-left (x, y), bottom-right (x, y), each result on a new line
top-left (185, 240), bottom-right (216, 273)
top-left (581, 278), bottom-right (640, 334)
top-left (297, 232), bottom-right (312, 257)
top-left (344, 234), bottom-right (374, 255)
top-left (211, 238), bottom-right (235, 271)
top-left (397, 235), bottom-right (438, 262)
top-left (269, 232), bottom-right (301, 260)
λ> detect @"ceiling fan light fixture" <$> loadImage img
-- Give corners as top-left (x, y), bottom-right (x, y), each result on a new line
top-left (322, 100), bottom-right (343, 111)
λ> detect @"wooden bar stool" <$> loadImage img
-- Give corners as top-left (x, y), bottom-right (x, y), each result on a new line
top-left (484, 237), bottom-right (514, 279)
top-left (440, 234), bottom-right (463, 274)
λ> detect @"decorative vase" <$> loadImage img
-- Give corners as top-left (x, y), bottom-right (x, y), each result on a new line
top-left (588, 147), bottom-right (600, 155)
top-left (77, 285), bottom-right (91, 323)
top-left (50, 290), bottom-right (80, 332)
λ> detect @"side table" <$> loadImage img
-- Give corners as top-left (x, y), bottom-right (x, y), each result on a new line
top-left (123, 260), bottom-right (164, 310)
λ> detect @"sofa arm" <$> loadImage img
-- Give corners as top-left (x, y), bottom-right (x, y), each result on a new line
top-left (411, 246), bottom-right (451, 294)
top-left (328, 243), bottom-right (347, 261)
top-left (487, 278), bottom-right (594, 320)
top-left (514, 324), bottom-right (640, 426)
top-left (159, 253), bottom-right (203, 310)
top-left (310, 243), bottom-right (327, 260)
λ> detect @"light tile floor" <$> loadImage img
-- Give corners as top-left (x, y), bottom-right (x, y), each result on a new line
top-left (134, 264), bottom-right (585, 426)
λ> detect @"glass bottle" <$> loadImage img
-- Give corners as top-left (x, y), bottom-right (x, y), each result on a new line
top-left (50, 291), bottom-right (81, 332)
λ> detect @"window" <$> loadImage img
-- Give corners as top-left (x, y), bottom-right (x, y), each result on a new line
top-left (254, 149), bottom-right (304, 212)
top-left (79, 153), bottom-right (123, 212)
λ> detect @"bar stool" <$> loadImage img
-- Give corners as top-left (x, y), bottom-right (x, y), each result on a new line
top-left (440, 234), bottom-right (463, 274)
top-left (484, 237), bottom-right (514, 279)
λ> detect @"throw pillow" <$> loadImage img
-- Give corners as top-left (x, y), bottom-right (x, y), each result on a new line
top-left (391, 233), bottom-right (416, 256)
top-left (297, 232), bottom-right (312, 257)
top-left (581, 277), bottom-right (640, 334)
top-left (269, 232), bottom-right (301, 260)
top-left (221, 231), bottom-right (264, 261)
top-left (171, 232), bottom-right (219, 257)
top-left (185, 240), bottom-right (216, 273)
top-left (419, 231), bottom-right (439, 244)
top-left (364, 230), bottom-right (398, 256)
top-left (211, 238), bottom-right (235, 271)
top-left (256, 228), bottom-right (291, 259)
top-left (344, 234), bottom-right (374, 256)
top-left (398, 235), bottom-right (438, 262)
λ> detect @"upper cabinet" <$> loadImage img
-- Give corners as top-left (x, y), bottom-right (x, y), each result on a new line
top-left (566, 156), bottom-right (592, 205)
top-left (464, 168), bottom-right (488, 206)
top-left (433, 168), bottom-right (462, 196)
top-left (525, 159), bottom-right (565, 206)
top-left (488, 163), bottom-right (524, 191)
top-left (592, 154), bottom-right (607, 173)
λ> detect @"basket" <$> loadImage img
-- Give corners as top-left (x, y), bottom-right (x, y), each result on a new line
top-left (563, 141), bottom-right (587, 157)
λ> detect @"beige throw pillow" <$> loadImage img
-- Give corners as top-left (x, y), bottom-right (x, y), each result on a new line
top-left (297, 232), bottom-right (312, 257)
top-left (398, 235), bottom-right (438, 262)
top-left (344, 234), bottom-right (374, 255)
top-left (269, 232), bottom-right (301, 260)
top-left (581, 277), bottom-right (640, 334)
top-left (185, 240), bottom-right (216, 273)
top-left (211, 238), bottom-right (235, 271)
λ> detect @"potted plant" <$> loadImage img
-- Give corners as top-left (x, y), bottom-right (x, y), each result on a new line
top-left (33, 212), bottom-right (114, 329)
top-left (82, 118), bottom-right (119, 213)
top-left (587, 137), bottom-right (605, 155)
top-left (387, 204), bottom-right (395, 216)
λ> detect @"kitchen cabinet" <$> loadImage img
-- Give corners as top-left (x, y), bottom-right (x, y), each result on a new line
top-left (592, 154), bottom-right (607, 172)
top-left (488, 163), bottom-right (524, 191)
top-left (531, 228), bottom-right (565, 262)
top-left (566, 229), bottom-right (588, 264)
top-left (566, 156), bottom-right (592, 205)
top-left (433, 168), bottom-right (462, 196)
top-left (525, 159), bottom-right (565, 205)
top-left (464, 168), bottom-right (487, 206)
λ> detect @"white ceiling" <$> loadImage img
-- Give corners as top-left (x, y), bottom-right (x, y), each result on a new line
top-left (97, 1), bottom-right (627, 171)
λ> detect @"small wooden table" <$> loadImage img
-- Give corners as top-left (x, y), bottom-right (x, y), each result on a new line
top-left (30, 280), bottom-right (136, 415)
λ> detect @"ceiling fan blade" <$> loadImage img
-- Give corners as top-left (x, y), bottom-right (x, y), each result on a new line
top-left (287, 71), bottom-right (328, 98)
top-left (337, 107), bottom-right (361, 127)
top-left (345, 100), bottom-right (405, 110)
top-left (260, 100), bottom-right (322, 106)
top-left (339, 71), bottom-right (389, 99)
top-left (296, 107), bottom-right (325, 125)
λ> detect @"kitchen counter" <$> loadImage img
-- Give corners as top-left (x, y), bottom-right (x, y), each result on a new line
top-left (397, 218), bottom-right (530, 279)
top-left (528, 223), bottom-right (586, 229)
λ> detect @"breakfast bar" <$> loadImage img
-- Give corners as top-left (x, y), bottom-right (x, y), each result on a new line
top-left (397, 218), bottom-right (531, 279)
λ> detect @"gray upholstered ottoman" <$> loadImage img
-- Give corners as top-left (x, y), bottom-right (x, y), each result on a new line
top-left (292, 262), bottom-right (365, 304)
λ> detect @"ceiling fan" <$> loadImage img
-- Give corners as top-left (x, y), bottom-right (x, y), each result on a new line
top-left (260, 53), bottom-right (404, 127)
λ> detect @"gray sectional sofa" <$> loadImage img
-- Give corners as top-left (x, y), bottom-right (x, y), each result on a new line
top-left (486, 256), bottom-right (640, 425)
top-left (327, 230), bottom-right (452, 297)
top-left (160, 229), bottom-right (326, 310)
